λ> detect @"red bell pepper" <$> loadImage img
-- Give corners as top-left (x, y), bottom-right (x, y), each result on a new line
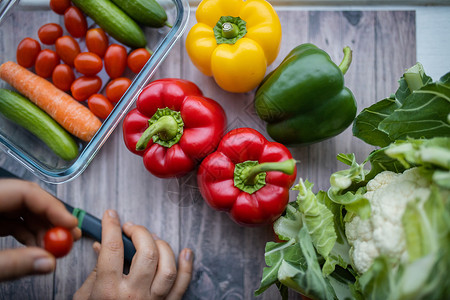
top-left (197, 127), bottom-right (297, 226)
top-left (122, 78), bottom-right (227, 178)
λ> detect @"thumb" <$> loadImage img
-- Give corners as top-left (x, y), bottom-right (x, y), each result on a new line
top-left (0, 247), bottom-right (56, 281)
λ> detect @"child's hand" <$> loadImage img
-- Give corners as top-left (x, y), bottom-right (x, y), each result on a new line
top-left (74, 210), bottom-right (194, 300)
top-left (0, 179), bottom-right (80, 281)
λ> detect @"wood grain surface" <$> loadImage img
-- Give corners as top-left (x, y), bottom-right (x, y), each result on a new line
top-left (0, 8), bottom-right (415, 300)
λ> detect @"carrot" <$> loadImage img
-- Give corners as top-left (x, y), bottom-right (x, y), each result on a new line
top-left (0, 61), bottom-right (102, 142)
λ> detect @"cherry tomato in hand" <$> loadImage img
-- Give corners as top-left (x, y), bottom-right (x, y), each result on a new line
top-left (52, 64), bottom-right (75, 91)
top-left (55, 36), bottom-right (80, 67)
top-left (71, 76), bottom-right (102, 101)
top-left (86, 28), bottom-right (109, 58)
top-left (105, 77), bottom-right (132, 103)
top-left (35, 49), bottom-right (60, 78)
top-left (127, 48), bottom-right (151, 73)
top-left (88, 94), bottom-right (114, 119)
top-left (49, 0), bottom-right (71, 15)
top-left (16, 37), bottom-right (41, 68)
top-left (44, 226), bottom-right (73, 258)
top-left (64, 6), bottom-right (87, 38)
top-left (38, 23), bottom-right (63, 45)
top-left (104, 44), bottom-right (127, 79)
top-left (74, 52), bottom-right (103, 76)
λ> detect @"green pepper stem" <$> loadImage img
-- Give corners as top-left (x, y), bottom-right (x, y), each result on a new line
top-left (222, 22), bottom-right (239, 39)
top-left (136, 116), bottom-right (179, 151)
top-left (165, 21), bottom-right (173, 29)
top-left (241, 159), bottom-right (296, 186)
top-left (338, 46), bottom-right (352, 75)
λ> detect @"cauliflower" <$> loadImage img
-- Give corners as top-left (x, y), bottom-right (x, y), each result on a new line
top-left (345, 167), bottom-right (431, 274)
top-left (257, 59), bottom-right (450, 300)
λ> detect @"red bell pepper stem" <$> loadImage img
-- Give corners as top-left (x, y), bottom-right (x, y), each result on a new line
top-left (240, 159), bottom-right (296, 186)
top-left (136, 115), bottom-right (179, 151)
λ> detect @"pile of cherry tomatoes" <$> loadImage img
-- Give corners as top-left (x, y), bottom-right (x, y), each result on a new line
top-left (15, 0), bottom-right (151, 120)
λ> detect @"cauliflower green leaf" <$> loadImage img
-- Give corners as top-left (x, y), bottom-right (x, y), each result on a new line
top-left (255, 226), bottom-right (342, 300)
top-left (293, 179), bottom-right (337, 260)
top-left (353, 62), bottom-right (449, 147)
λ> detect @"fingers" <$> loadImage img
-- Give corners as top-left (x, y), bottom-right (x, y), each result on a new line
top-left (0, 247), bottom-right (55, 281)
top-left (72, 212), bottom-right (193, 299)
top-left (73, 264), bottom-right (97, 300)
top-left (123, 222), bottom-right (194, 299)
top-left (72, 227), bottom-right (82, 241)
top-left (73, 242), bottom-right (101, 300)
top-left (93, 241), bottom-right (101, 255)
top-left (0, 218), bottom-right (37, 246)
top-left (166, 248), bottom-right (194, 300)
top-left (95, 210), bottom-right (124, 284)
top-left (123, 222), bottom-right (159, 288)
top-left (0, 179), bottom-right (78, 229)
top-left (149, 239), bottom-right (178, 299)
top-left (21, 210), bottom-right (52, 247)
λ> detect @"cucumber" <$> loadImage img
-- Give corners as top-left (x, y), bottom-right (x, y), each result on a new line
top-left (71, 0), bottom-right (147, 48)
top-left (111, 0), bottom-right (168, 28)
top-left (0, 89), bottom-right (79, 161)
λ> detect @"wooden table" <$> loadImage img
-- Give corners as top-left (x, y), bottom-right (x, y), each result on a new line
top-left (0, 3), bottom-right (433, 299)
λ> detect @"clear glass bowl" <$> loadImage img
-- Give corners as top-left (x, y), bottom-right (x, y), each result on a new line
top-left (0, 0), bottom-right (189, 183)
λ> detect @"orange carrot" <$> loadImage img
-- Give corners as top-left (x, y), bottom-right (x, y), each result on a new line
top-left (0, 61), bottom-right (101, 142)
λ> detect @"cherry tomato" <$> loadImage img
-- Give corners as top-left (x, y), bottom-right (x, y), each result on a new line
top-left (88, 94), bottom-right (114, 119)
top-left (71, 76), bottom-right (102, 101)
top-left (127, 48), bottom-right (151, 73)
top-left (38, 23), bottom-right (63, 45)
top-left (105, 77), bottom-right (132, 103)
top-left (44, 226), bottom-right (73, 258)
top-left (16, 37), bottom-right (41, 68)
top-left (52, 64), bottom-right (75, 91)
top-left (55, 36), bottom-right (80, 67)
top-left (64, 6), bottom-right (87, 38)
top-left (74, 52), bottom-right (103, 76)
top-left (86, 28), bottom-right (109, 58)
top-left (104, 44), bottom-right (127, 79)
top-left (49, 0), bottom-right (71, 15)
top-left (35, 49), bottom-right (60, 78)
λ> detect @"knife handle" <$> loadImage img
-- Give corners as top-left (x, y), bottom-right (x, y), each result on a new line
top-left (64, 204), bottom-right (136, 263)
top-left (73, 207), bottom-right (136, 263)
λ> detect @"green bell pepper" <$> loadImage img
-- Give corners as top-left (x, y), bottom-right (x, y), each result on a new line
top-left (254, 43), bottom-right (357, 146)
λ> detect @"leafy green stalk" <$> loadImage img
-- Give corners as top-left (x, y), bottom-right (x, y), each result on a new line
top-left (293, 179), bottom-right (337, 260)
top-left (272, 202), bottom-right (303, 241)
top-left (255, 226), bottom-right (339, 300)
top-left (384, 137), bottom-right (450, 170)
top-left (327, 154), bottom-right (371, 220)
top-left (256, 177), bottom-right (355, 299)
top-left (353, 62), bottom-right (449, 147)
top-left (278, 227), bottom-right (337, 300)
top-left (255, 239), bottom-right (297, 297)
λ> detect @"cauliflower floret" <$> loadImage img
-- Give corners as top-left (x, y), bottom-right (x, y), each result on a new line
top-left (366, 170), bottom-right (399, 191)
top-left (349, 240), bottom-right (380, 274)
top-left (345, 167), bottom-right (431, 274)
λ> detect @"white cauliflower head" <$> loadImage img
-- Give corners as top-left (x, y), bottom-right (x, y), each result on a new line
top-left (345, 167), bottom-right (431, 274)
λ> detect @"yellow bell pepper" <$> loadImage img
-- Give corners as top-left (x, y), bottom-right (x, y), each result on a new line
top-left (185, 0), bottom-right (282, 93)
